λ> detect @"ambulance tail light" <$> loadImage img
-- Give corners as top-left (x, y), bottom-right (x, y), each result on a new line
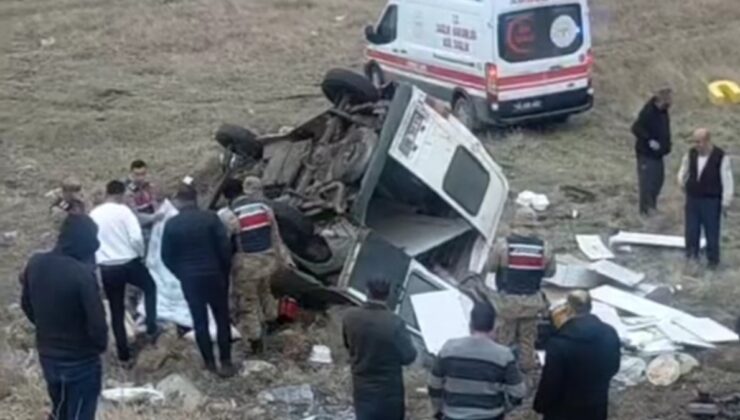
top-left (486, 63), bottom-right (499, 101)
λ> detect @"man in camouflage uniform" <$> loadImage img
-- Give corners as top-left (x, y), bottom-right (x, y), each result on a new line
top-left (487, 207), bottom-right (555, 372)
top-left (50, 177), bottom-right (87, 226)
top-left (221, 176), bottom-right (290, 354)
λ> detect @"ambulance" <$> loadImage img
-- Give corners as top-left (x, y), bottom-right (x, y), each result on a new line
top-left (364, 0), bottom-right (593, 130)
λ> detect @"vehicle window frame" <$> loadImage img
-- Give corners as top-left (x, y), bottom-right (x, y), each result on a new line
top-left (497, 4), bottom-right (584, 63)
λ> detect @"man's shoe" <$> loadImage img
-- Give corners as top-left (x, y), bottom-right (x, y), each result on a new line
top-left (205, 361), bottom-right (218, 374)
top-left (146, 327), bottom-right (163, 346)
top-left (218, 361), bottom-right (237, 379)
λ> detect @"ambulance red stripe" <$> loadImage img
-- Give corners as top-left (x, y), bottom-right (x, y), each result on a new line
top-left (367, 49), bottom-right (590, 92)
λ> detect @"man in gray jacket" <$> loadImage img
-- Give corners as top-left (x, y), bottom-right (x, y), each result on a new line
top-left (343, 278), bottom-right (417, 420)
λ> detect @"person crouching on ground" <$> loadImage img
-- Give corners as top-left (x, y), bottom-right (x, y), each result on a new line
top-left (21, 215), bottom-right (108, 420)
top-left (342, 278), bottom-right (417, 420)
top-left (161, 184), bottom-right (236, 377)
top-left (534, 290), bottom-right (621, 420)
top-left (429, 301), bottom-right (526, 420)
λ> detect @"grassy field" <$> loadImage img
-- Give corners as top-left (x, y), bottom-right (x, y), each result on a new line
top-left (2, 0), bottom-right (740, 418)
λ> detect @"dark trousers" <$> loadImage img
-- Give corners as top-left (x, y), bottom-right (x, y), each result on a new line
top-left (353, 382), bottom-right (405, 420)
top-left (637, 155), bottom-right (664, 214)
top-left (685, 196), bottom-right (722, 265)
top-left (180, 274), bottom-right (232, 366)
top-left (40, 356), bottom-right (101, 420)
top-left (354, 398), bottom-right (404, 420)
top-left (100, 259), bottom-right (157, 361)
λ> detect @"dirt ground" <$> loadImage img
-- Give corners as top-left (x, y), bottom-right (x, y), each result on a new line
top-left (2, 0), bottom-right (740, 418)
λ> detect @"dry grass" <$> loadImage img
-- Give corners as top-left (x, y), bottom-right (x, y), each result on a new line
top-left (2, 0), bottom-right (740, 418)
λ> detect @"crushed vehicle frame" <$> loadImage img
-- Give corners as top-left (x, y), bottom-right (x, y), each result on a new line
top-left (209, 68), bottom-right (509, 340)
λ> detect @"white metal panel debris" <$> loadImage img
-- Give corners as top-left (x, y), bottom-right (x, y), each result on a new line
top-left (609, 231), bottom-right (706, 249)
top-left (589, 260), bottom-right (645, 288)
top-left (411, 290), bottom-right (472, 355)
top-left (591, 301), bottom-right (628, 339)
top-left (672, 316), bottom-right (740, 344)
top-left (544, 254), bottom-right (602, 289)
top-left (576, 235), bottom-right (615, 260)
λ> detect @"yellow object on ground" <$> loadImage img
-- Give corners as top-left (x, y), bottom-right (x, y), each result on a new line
top-left (708, 80), bottom-right (740, 105)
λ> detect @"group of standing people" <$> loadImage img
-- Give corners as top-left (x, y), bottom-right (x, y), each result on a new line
top-left (20, 160), bottom-right (288, 419)
top-left (632, 88), bottom-right (734, 267)
top-left (343, 208), bottom-right (621, 420)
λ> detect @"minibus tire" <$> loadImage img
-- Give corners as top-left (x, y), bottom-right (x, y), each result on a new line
top-left (322, 68), bottom-right (380, 106)
top-left (215, 124), bottom-right (263, 160)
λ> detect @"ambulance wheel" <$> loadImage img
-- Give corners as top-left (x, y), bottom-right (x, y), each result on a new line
top-left (452, 94), bottom-right (482, 132)
top-left (366, 64), bottom-right (385, 89)
top-left (215, 124), bottom-right (263, 161)
top-left (322, 68), bottom-right (380, 106)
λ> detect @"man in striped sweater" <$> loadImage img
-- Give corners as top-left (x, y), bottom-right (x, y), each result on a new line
top-left (429, 302), bottom-right (527, 420)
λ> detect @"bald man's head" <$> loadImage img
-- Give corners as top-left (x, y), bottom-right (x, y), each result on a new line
top-left (693, 128), bottom-right (712, 155)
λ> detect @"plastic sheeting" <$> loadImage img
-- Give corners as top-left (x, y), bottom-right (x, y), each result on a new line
top-left (139, 200), bottom-right (240, 340)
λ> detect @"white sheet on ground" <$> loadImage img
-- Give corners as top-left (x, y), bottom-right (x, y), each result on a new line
top-left (411, 290), bottom-right (472, 355)
top-left (139, 200), bottom-right (240, 340)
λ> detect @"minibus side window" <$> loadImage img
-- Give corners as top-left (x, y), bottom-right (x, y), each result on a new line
top-left (375, 5), bottom-right (398, 44)
top-left (443, 146), bottom-right (490, 216)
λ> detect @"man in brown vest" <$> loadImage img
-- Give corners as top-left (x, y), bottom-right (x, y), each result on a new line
top-left (678, 128), bottom-right (734, 268)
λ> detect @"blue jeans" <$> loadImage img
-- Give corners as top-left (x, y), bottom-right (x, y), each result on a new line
top-left (40, 356), bottom-right (102, 420)
top-left (685, 196), bottom-right (722, 265)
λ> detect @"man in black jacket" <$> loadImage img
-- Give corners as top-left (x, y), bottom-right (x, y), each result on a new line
top-left (161, 185), bottom-right (236, 377)
top-left (343, 278), bottom-right (418, 420)
top-left (534, 291), bottom-right (621, 420)
top-left (632, 87), bottom-right (673, 215)
top-left (21, 214), bottom-right (108, 420)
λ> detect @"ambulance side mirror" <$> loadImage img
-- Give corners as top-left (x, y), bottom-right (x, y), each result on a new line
top-left (365, 25), bottom-right (377, 43)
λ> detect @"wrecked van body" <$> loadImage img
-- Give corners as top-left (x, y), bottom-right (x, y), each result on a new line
top-left (210, 69), bottom-right (508, 335)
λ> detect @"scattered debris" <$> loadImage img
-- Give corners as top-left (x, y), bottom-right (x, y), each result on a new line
top-left (589, 260), bottom-right (645, 288)
top-left (676, 352), bottom-right (700, 375)
top-left (156, 374), bottom-right (205, 412)
top-left (614, 356), bottom-right (647, 387)
top-left (560, 185), bottom-right (597, 203)
top-left (516, 190), bottom-right (550, 211)
top-left (544, 254), bottom-right (602, 289)
top-left (0, 231), bottom-right (18, 247)
top-left (309, 345), bottom-right (333, 364)
top-left (576, 235), bottom-right (615, 260)
top-left (591, 301), bottom-right (628, 339)
top-left (258, 384), bottom-right (315, 407)
top-left (101, 386), bottom-right (165, 405)
top-left (411, 290), bottom-right (472, 355)
top-left (40, 37), bottom-right (56, 47)
top-left (646, 354), bottom-right (682, 386)
top-left (609, 231), bottom-right (706, 249)
top-left (240, 360), bottom-right (278, 378)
